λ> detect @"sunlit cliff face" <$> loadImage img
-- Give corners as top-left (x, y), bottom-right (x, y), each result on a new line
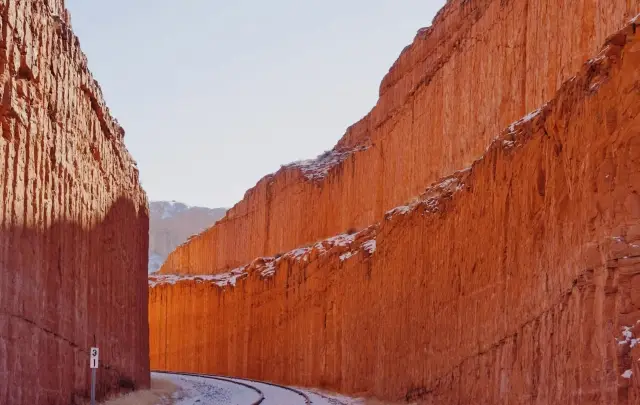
top-left (149, 2), bottom-right (640, 403)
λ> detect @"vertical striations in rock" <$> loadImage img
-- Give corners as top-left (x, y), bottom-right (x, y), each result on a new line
top-left (0, 1), bottom-right (149, 404)
top-left (160, 0), bottom-right (640, 276)
top-left (149, 19), bottom-right (640, 403)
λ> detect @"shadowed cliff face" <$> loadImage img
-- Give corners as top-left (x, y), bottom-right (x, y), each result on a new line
top-left (160, 0), bottom-right (640, 276)
top-left (0, 197), bottom-right (149, 405)
top-left (149, 22), bottom-right (640, 404)
top-left (0, 0), bottom-right (149, 403)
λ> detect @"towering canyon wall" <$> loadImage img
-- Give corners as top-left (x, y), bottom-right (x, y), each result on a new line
top-left (0, 1), bottom-right (149, 404)
top-left (161, 0), bottom-right (640, 276)
top-left (150, 21), bottom-right (640, 403)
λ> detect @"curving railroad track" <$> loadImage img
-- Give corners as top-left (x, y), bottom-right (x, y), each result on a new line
top-left (152, 370), bottom-right (351, 405)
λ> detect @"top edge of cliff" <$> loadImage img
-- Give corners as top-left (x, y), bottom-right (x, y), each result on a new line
top-left (377, 0), bottom-right (457, 93)
top-left (198, 0), bottom-right (467, 225)
top-left (53, 1), bottom-right (138, 168)
top-left (159, 12), bottom-right (640, 275)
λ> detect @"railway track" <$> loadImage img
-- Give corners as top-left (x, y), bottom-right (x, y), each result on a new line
top-left (153, 371), bottom-right (265, 405)
top-left (152, 370), bottom-right (328, 405)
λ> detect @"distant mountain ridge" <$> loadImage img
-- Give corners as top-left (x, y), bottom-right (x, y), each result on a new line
top-left (148, 201), bottom-right (226, 273)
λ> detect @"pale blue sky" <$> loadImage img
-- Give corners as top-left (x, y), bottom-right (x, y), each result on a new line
top-left (65, 0), bottom-right (445, 208)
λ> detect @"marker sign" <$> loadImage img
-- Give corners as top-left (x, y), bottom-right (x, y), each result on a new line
top-left (90, 347), bottom-right (99, 369)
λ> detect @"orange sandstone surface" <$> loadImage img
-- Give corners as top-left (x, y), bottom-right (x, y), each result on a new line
top-left (160, 0), bottom-right (640, 276)
top-left (0, 1), bottom-right (149, 404)
top-left (150, 21), bottom-right (640, 403)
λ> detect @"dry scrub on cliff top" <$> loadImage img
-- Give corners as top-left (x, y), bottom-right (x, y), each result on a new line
top-left (98, 377), bottom-right (177, 405)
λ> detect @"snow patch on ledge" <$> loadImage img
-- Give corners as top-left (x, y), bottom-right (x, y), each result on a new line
top-left (286, 247), bottom-right (311, 262)
top-left (260, 260), bottom-right (277, 277)
top-left (587, 52), bottom-right (607, 66)
top-left (149, 265), bottom-right (248, 288)
top-left (256, 230), bottom-right (378, 274)
top-left (362, 239), bottom-right (376, 254)
top-left (384, 174), bottom-right (467, 219)
top-left (622, 369), bottom-right (633, 379)
top-left (616, 323), bottom-right (639, 349)
top-left (507, 105), bottom-right (546, 135)
top-left (284, 145), bottom-right (370, 181)
top-left (324, 233), bottom-right (358, 247)
top-left (339, 251), bottom-right (356, 261)
top-left (387, 205), bottom-right (412, 216)
top-left (150, 229), bottom-right (378, 285)
top-left (338, 237), bottom-right (377, 262)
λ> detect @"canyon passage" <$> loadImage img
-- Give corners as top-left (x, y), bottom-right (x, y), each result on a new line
top-left (1, 0), bottom-right (640, 404)
top-left (150, 1), bottom-right (640, 404)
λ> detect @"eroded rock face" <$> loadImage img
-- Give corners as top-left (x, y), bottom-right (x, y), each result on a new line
top-left (0, 1), bottom-right (149, 404)
top-left (150, 22), bottom-right (640, 403)
top-left (160, 0), bottom-right (640, 276)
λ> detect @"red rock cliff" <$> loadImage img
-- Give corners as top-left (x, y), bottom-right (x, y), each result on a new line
top-left (161, 0), bottom-right (640, 276)
top-left (150, 22), bottom-right (640, 403)
top-left (0, 1), bottom-right (149, 404)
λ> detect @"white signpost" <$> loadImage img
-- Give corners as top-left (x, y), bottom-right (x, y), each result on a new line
top-left (90, 347), bottom-right (99, 368)
top-left (90, 347), bottom-right (99, 405)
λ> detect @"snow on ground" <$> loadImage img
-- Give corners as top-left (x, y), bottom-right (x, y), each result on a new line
top-left (153, 372), bottom-right (364, 405)
top-left (296, 387), bottom-right (365, 405)
top-left (226, 378), bottom-right (305, 405)
top-left (153, 373), bottom-right (260, 405)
